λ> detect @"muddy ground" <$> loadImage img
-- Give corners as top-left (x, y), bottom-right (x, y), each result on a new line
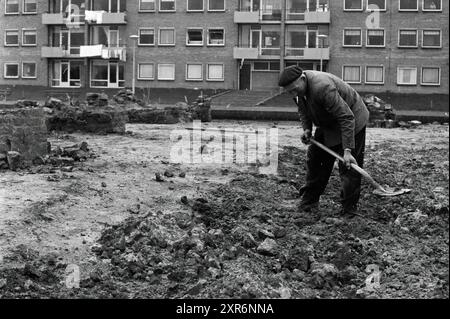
top-left (0, 121), bottom-right (448, 299)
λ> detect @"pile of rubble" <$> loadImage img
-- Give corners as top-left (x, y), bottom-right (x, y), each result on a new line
top-left (190, 95), bottom-right (212, 122)
top-left (14, 100), bottom-right (40, 108)
top-left (113, 89), bottom-right (143, 105)
top-left (0, 151), bottom-right (22, 170)
top-left (44, 97), bottom-right (66, 111)
top-left (86, 93), bottom-right (109, 107)
top-left (363, 94), bottom-right (396, 128)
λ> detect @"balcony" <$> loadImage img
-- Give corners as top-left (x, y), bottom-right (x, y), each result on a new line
top-left (79, 45), bottom-right (127, 61)
top-left (41, 46), bottom-right (79, 58)
top-left (304, 11), bottom-right (330, 23)
top-left (234, 11), bottom-right (259, 23)
top-left (233, 47), bottom-right (259, 59)
top-left (85, 11), bottom-right (127, 24)
top-left (42, 13), bottom-right (64, 24)
top-left (285, 47), bottom-right (330, 60)
top-left (235, 7), bottom-right (330, 24)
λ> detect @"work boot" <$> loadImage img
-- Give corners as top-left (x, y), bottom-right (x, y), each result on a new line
top-left (297, 201), bottom-right (319, 214)
top-left (339, 205), bottom-right (358, 218)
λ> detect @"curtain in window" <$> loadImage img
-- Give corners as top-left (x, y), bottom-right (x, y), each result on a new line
top-left (139, 64), bottom-right (154, 78)
top-left (187, 64), bottom-right (202, 79)
top-left (422, 68), bottom-right (439, 84)
top-left (344, 66), bottom-right (360, 82)
top-left (160, 29), bottom-right (174, 44)
top-left (366, 67), bottom-right (383, 83)
top-left (159, 64), bottom-right (175, 79)
top-left (208, 64), bottom-right (223, 79)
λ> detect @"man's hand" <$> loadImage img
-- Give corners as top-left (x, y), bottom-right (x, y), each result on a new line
top-left (301, 129), bottom-right (312, 145)
top-left (343, 149), bottom-right (357, 169)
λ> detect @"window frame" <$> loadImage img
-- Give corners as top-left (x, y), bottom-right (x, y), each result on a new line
top-left (21, 28), bottom-right (37, 47)
top-left (157, 63), bottom-right (176, 80)
top-left (4, 29), bottom-right (20, 46)
top-left (21, 61), bottom-right (37, 79)
top-left (158, 27), bottom-right (176, 46)
top-left (185, 63), bottom-right (203, 81)
top-left (138, 63), bottom-right (155, 80)
top-left (366, 29), bottom-right (385, 47)
top-left (206, 63), bottom-right (224, 82)
top-left (342, 28), bottom-right (363, 47)
top-left (365, 65), bottom-right (385, 85)
top-left (139, 0), bottom-right (156, 12)
top-left (421, 29), bottom-right (442, 48)
top-left (207, 28), bottom-right (225, 46)
top-left (4, 62), bottom-right (20, 79)
top-left (397, 66), bottom-right (418, 85)
top-left (208, 0), bottom-right (225, 12)
top-left (22, 0), bottom-right (37, 14)
top-left (398, 29), bottom-right (418, 48)
top-left (138, 28), bottom-right (155, 46)
top-left (5, 0), bottom-right (20, 15)
top-left (343, 0), bottom-right (364, 11)
top-left (422, 0), bottom-right (442, 12)
top-left (186, 28), bottom-right (204, 46)
top-left (366, 0), bottom-right (386, 11)
top-left (342, 65), bottom-right (362, 84)
top-left (421, 66), bottom-right (440, 86)
top-left (159, 0), bottom-right (176, 12)
top-left (187, 0), bottom-right (204, 12)
top-left (398, 0), bottom-right (419, 11)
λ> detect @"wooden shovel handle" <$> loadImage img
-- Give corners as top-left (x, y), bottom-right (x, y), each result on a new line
top-left (309, 139), bottom-right (384, 190)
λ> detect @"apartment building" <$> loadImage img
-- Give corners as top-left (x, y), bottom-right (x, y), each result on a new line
top-left (329, 0), bottom-right (449, 97)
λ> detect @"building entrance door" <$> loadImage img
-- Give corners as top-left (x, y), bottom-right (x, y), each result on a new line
top-left (239, 63), bottom-right (251, 90)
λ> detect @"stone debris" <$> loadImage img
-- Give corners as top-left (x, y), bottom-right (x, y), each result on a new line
top-left (257, 238), bottom-right (278, 256)
top-left (86, 93), bottom-right (109, 107)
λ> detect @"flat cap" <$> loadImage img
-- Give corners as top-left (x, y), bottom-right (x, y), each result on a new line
top-left (278, 66), bottom-right (303, 87)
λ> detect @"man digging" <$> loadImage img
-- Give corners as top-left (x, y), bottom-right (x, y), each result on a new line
top-left (278, 66), bottom-right (370, 217)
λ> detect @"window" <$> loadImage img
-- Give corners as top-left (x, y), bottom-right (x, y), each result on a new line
top-left (4, 63), bottom-right (19, 78)
top-left (421, 67), bottom-right (440, 85)
top-left (186, 63), bottom-right (203, 81)
top-left (343, 29), bottom-right (362, 46)
top-left (422, 30), bottom-right (441, 48)
top-left (186, 29), bottom-right (203, 46)
top-left (253, 62), bottom-right (280, 71)
top-left (139, 28), bottom-right (155, 46)
top-left (365, 66), bottom-right (384, 84)
top-left (23, 0), bottom-right (37, 13)
top-left (367, 29), bottom-right (385, 47)
top-left (423, 0), bottom-right (441, 11)
top-left (5, 0), bottom-right (19, 14)
top-left (159, 28), bottom-right (175, 45)
top-left (208, 0), bottom-right (225, 11)
top-left (139, 0), bottom-right (155, 11)
top-left (207, 28), bottom-right (224, 46)
top-left (160, 0), bottom-right (175, 11)
top-left (399, 0), bottom-right (418, 10)
top-left (188, 0), bottom-right (203, 11)
top-left (344, 0), bottom-right (363, 10)
top-left (342, 66), bottom-right (361, 83)
top-left (397, 66), bottom-right (417, 85)
top-left (22, 29), bottom-right (37, 46)
top-left (5, 30), bottom-right (19, 46)
top-left (207, 63), bottom-right (224, 81)
top-left (138, 63), bottom-right (155, 80)
top-left (367, 0), bottom-right (386, 10)
top-left (158, 63), bottom-right (175, 80)
top-left (22, 62), bottom-right (36, 78)
top-left (399, 29), bottom-right (418, 47)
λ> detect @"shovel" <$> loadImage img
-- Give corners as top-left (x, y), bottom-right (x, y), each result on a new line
top-left (310, 139), bottom-right (411, 197)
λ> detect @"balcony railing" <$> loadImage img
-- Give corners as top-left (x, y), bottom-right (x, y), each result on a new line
top-left (285, 47), bottom-right (330, 59)
top-left (41, 46), bottom-right (80, 58)
top-left (85, 11), bottom-right (127, 24)
top-left (234, 7), bottom-right (330, 23)
top-left (234, 46), bottom-right (329, 60)
top-left (42, 12), bottom-right (85, 25)
top-left (80, 45), bottom-right (127, 61)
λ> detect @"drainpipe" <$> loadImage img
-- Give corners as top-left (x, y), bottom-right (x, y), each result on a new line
top-left (84, 0), bottom-right (89, 89)
top-left (280, 0), bottom-right (286, 73)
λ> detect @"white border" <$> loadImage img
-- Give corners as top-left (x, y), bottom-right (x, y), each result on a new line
top-left (4, 62), bottom-right (20, 78)
top-left (398, 29), bottom-right (418, 48)
top-left (421, 29), bottom-right (442, 48)
top-left (343, 0), bottom-right (364, 11)
top-left (207, 28), bottom-right (225, 46)
top-left (422, 0), bottom-right (442, 12)
top-left (138, 28), bottom-right (155, 46)
top-left (206, 63), bottom-right (224, 81)
top-left (159, 0), bottom-right (176, 12)
top-left (366, 29), bottom-right (386, 47)
top-left (208, 0), bottom-right (225, 12)
top-left (4, 29), bottom-right (20, 46)
top-left (157, 63), bottom-right (175, 80)
top-left (186, 63), bottom-right (203, 81)
top-left (21, 28), bottom-right (37, 46)
top-left (365, 65), bottom-right (385, 84)
top-left (138, 0), bottom-right (156, 12)
top-left (421, 66), bottom-right (441, 86)
top-left (187, 0), bottom-right (204, 12)
top-left (138, 63), bottom-right (155, 80)
top-left (158, 27), bottom-right (176, 46)
top-left (398, 0), bottom-right (419, 11)
top-left (366, 0), bottom-right (386, 11)
top-left (343, 28), bottom-right (362, 47)
top-left (342, 65), bottom-right (362, 84)
top-left (21, 61), bottom-right (37, 79)
top-left (186, 28), bottom-right (204, 46)
top-left (22, 0), bottom-right (37, 14)
top-left (397, 66), bottom-right (418, 85)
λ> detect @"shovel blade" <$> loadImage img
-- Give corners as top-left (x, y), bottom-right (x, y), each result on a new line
top-left (373, 187), bottom-right (412, 197)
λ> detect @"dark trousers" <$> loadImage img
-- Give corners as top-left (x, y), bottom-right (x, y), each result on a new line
top-left (299, 127), bottom-right (366, 211)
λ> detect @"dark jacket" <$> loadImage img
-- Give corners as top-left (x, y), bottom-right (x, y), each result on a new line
top-left (294, 70), bottom-right (369, 149)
